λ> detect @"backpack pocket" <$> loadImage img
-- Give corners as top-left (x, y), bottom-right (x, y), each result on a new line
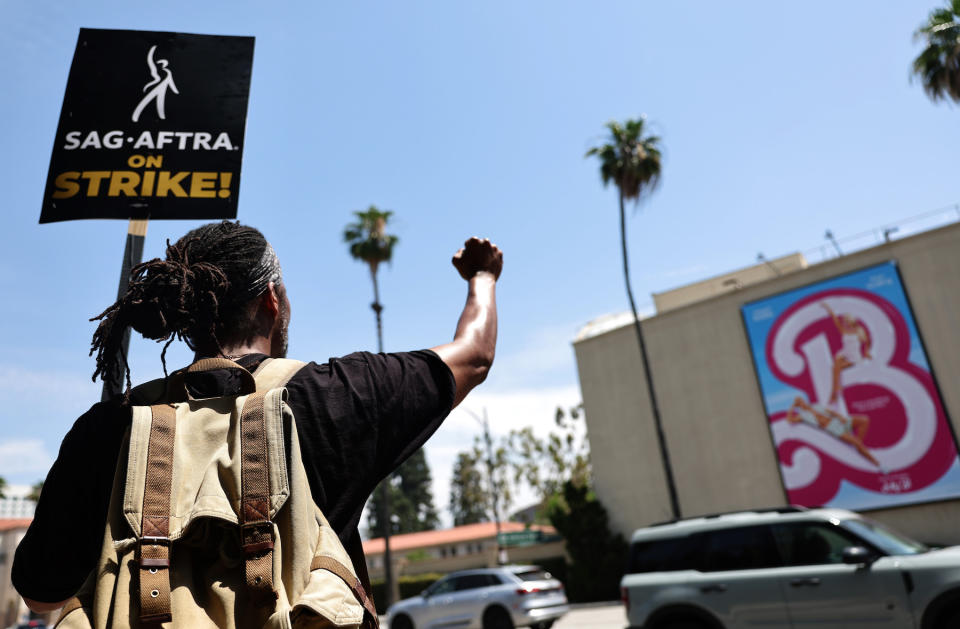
top-left (288, 559), bottom-right (365, 629)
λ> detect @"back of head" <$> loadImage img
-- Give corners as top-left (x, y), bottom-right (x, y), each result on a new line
top-left (90, 221), bottom-right (282, 391)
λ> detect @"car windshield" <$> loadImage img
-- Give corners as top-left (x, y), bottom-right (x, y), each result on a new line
top-left (513, 568), bottom-right (553, 582)
top-left (840, 518), bottom-right (928, 556)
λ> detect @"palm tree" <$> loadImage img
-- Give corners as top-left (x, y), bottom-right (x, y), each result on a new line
top-left (344, 206), bottom-right (400, 351)
top-left (913, 1), bottom-right (960, 103)
top-left (343, 205), bottom-right (400, 605)
top-left (585, 118), bottom-right (680, 520)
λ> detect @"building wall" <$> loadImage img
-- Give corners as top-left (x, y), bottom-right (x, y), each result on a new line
top-left (575, 223), bottom-right (960, 544)
top-left (0, 528), bottom-right (28, 628)
top-left (367, 540), bottom-right (567, 580)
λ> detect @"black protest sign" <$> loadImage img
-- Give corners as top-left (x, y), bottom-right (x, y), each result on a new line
top-left (40, 29), bottom-right (254, 223)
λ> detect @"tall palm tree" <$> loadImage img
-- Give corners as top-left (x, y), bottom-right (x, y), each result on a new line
top-left (913, 1), bottom-right (960, 103)
top-left (344, 205), bottom-right (400, 605)
top-left (585, 118), bottom-right (680, 520)
top-left (344, 206), bottom-right (400, 350)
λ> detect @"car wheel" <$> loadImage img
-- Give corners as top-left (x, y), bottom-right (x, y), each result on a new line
top-left (938, 606), bottom-right (960, 629)
top-left (654, 619), bottom-right (709, 629)
top-left (482, 606), bottom-right (515, 629)
top-left (391, 614), bottom-right (415, 629)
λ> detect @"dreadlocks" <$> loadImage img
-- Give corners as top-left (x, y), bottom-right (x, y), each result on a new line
top-left (89, 221), bottom-right (283, 392)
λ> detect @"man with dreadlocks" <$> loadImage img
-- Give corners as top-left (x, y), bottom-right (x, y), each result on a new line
top-left (13, 221), bottom-right (503, 615)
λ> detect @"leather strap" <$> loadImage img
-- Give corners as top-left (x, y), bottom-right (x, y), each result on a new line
top-left (54, 597), bottom-right (83, 626)
top-left (310, 555), bottom-right (380, 627)
top-left (139, 404), bottom-right (176, 624)
top-left (240, 390), bottom-right (277, 604)
top-left (251, 357), bottom-right (306, 390)
top-left (166, 358), bottom-right (257, 401)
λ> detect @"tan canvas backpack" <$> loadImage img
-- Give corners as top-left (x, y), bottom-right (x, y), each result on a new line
top-left (55, 358), bottom-right (379, 629)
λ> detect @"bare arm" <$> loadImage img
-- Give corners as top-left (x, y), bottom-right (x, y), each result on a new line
top-left (821, 302), bottom-right (840, 329)
top-left (432, 238), bottom-right (503, 408)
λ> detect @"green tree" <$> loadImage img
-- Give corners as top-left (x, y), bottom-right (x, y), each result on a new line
top-left (449, 450), bottom-right (489, 526)
top-left (0, 476), bottom-right (7, 499)
top-left (508, 404), bottom-right (590, 504)
top-left (448, 438), bottom-right (514, 526)
top-left (27, 480), bottom-right (43, 502)
top-left (395, 448), bottom-right (439, 532)
top-left (545, 480), bottom-right (627, 602)
top-left (450, 404), bottom-right (583, 525)
top-left (367, 449), bottom-right (439, 535)
top-left (586, 119), bottom-right (680, 519)
top-left (913, 1), bottom-right (960, 103)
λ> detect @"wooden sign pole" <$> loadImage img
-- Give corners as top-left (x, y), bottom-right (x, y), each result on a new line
top-left (101, 218), bottom-right (148, 401)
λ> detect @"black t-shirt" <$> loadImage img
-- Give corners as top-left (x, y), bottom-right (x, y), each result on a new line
top-left (12, 350), bottom-right (455, 603)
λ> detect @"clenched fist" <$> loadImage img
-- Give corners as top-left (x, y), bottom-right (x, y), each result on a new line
top-left (452, 237), bottom-right (503, 281)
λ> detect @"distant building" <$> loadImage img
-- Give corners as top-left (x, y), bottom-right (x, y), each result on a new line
top-left (362, 521), bottom-right (564, 581)
top-left (0, 498), bottom-right (35, 519)
top-left (575, 221), bottom-right (960, 545)
top-left (0, 518), bottom-right (33, 628)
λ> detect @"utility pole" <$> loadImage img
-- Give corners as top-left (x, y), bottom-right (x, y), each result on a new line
top-left (465, 407), bottom-right (505, 564)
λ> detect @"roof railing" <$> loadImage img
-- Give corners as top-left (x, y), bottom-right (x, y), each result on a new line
top-left (647, 505), bottom-right (808, 528)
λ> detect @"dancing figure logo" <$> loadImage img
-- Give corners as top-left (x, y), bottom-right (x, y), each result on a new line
top-left (132, 45), bottom-right (179, 123)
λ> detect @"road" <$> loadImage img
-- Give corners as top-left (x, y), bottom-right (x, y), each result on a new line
top-left (382, 602), bottom-right (627, 628)
top-left (554, 602), bottom-right (625, 628)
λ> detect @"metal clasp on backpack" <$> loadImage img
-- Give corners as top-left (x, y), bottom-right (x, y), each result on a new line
top-left (139, 535), bottom-right (171, 568)
top-left (240, 521), bottom-right (275, 556)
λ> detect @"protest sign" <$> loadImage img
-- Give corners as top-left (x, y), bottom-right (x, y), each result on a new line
top-left (40, 28), bottom-right (254, 223)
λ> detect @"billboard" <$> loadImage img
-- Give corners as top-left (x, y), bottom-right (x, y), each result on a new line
top-left (741, 261), bottom-right (960, 510)
top-left (40, 28), bottom-right (254, 223)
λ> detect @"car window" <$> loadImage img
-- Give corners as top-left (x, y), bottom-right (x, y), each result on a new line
top-left (514, 568), bottom-right (552, 582)
top-left (425, 577), bottom-right (456, 596)
top-left (454, 574), bottom-right (495, 591)
top-left (772, 522), bottom-right (863, 566)
top-left (700, 525), bottom-right (781, 572)
top-left (840, 518), bottom-right (927, 556)
top-left (627, 535), bottom-right (704, 573)
top-left (485, 573), bottom-right (504, 585)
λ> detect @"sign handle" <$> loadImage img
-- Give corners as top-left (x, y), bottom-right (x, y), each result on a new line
top-left (101, 219), bottom-right (148, 401)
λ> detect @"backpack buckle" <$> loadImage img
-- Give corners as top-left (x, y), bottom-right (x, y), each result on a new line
top-left (139, 536), bottom-right (170, 568)
top-left (240, 521), bottom-right (275, 556)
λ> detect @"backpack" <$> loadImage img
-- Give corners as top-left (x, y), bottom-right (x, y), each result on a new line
top-left (55, 358), bottom-right (379, 629)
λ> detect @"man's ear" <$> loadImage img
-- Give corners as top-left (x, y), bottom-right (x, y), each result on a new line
top-left (260, 282), bottom-right (281, 320)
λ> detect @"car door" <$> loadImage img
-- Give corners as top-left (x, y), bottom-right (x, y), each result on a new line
top-left (440, 574), bottom-right (493, 627)
top-left (771, 521), bottom-right (913, 628)
top-left (419, 576), bottom-right (458, 627)
top-left (685, 525), bottom-right (793, 628)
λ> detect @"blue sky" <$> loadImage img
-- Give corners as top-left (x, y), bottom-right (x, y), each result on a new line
top-left (2, 1), bottom-right (958, 526)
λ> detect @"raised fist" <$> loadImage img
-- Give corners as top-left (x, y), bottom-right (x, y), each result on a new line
top-left (452, 237), bottom-right (503, 281)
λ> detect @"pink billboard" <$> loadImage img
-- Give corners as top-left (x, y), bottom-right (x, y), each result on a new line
top-left (741, 262), bottom-right (960, 510)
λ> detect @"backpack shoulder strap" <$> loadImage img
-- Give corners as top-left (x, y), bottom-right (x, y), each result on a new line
top-left (239, 389), bottom-right (279, 604)
top-left (252, 358), bottom-right (307, 390)
top-left (138, 403), bottom-right (177, 624)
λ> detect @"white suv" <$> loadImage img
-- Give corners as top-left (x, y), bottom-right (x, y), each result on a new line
top-left (620, 506), bottom-right (960, 629)
top-left (387, 565), bottom-right (568, 629)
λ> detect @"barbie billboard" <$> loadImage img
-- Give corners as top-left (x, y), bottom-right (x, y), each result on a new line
top-left (741, 261), bottom-right (960, 510)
